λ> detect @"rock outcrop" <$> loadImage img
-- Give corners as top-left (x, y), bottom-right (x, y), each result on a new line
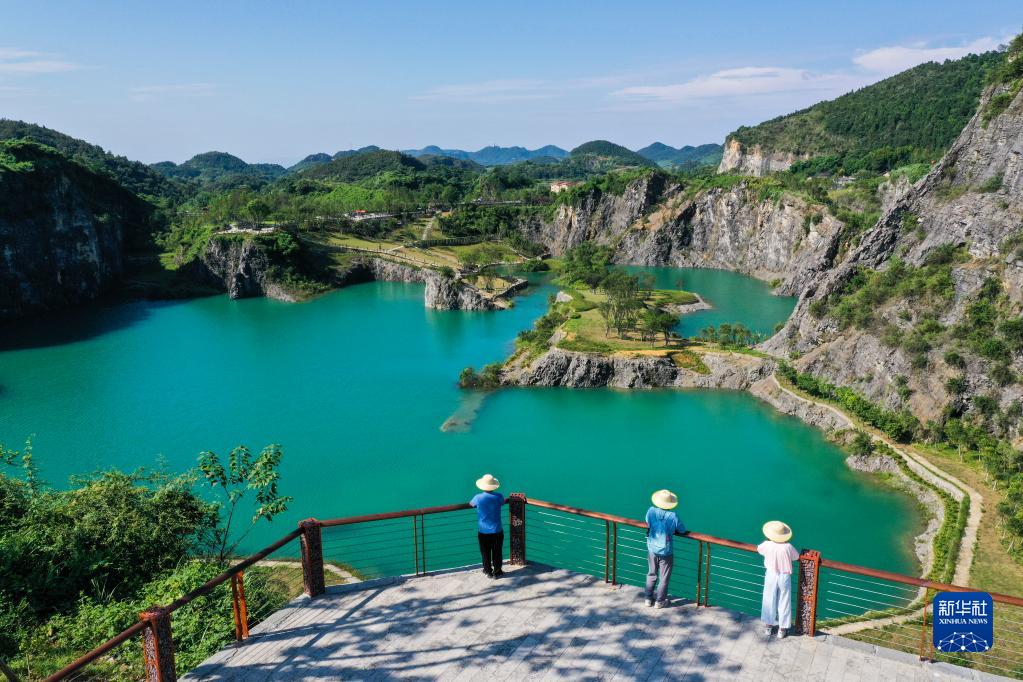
top-left (522, 174), bottom-right (668, 255)
top-left (189, 236), bottom-right (299, 302)
top-left (361, 258), bottom-right (497, 311)
top-left (616, 186), bottom-right (844, 296)
top-left (527, 175), bottom-right (844, 297)
top-left (717, 139), bottom-right (810, 176)
top-left (503, 347), bottom-right (773, 390)
top-left (764, 82), bottom-right (1023, 427)
top-left (0, 142), bottom-right (147, 319)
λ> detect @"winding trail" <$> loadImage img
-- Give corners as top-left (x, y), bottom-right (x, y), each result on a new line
top-left (765, 375), bottom-right (984, 636)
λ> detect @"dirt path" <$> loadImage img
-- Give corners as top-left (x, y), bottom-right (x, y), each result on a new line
top-left (767, 375), bottom-right (982, 587)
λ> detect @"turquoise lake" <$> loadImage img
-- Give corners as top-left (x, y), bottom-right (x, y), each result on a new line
top-left (0, 268), bottom-right (919, 574)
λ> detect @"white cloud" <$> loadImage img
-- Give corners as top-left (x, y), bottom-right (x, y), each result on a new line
top-left (853, 36), bottom-right (1004, 75)
top-left (0, 47), bottom-right (82, 74)
top-left (612, 67), bottom-right (864, 103)
top-left (129, 83), bottom-right (217, 101)
top-left (412, 79), bottom-right (556, 102)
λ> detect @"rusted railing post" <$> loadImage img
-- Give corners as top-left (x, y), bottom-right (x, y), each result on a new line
top-left (139, 607), bottom-right (176, 682)
top-left (695, 540), bottom-right (704, 606)
top-left (231, 572), bottom-right (249, 641)
top-left (796, 550), bottom-right (821, 636)
top-left (508, 493), bottom-right (526, 565)
top-left (299, 518), bottom-right (326, 598)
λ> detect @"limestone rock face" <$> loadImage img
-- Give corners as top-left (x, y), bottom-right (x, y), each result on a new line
top-left (365, 258), bottom-right (495, 311)
top-left (0, 156), bottom-right (132, 319)
top-left (527, 175), bottom-right (843, 298)
top-left (190, 237), bottom-right (299, 302)
top-left (522, 174), bottom-right (668, 255)
top-left (503, 348), bottom-right (772, 390)
top-left (615, 186), bottom-right (844, 296)
top-left (764, 83), bottom-right (1023, 427)
top-left (716, 139), bottom-right (810, 176)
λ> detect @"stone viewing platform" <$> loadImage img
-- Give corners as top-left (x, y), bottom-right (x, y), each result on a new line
top-left (184, 564), bottom-right (1006, 681)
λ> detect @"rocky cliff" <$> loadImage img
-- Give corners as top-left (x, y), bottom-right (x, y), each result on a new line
top-left (191, 243), bottom-right (499, 311)
top-left (0, 141), bottom-right (148, 319)
top-left (364, 259), bottom-right (497, 310)
top-left (616, 185), bottom-right (844, 296)
top-left (764, 82), bottom-right (1023, 430)
top-left (529, 175), bottom-right (843, 297)
top-left (503, 347), bottom-right (772, 390)
top-left (189, 236), bottom-right (300, 302)
top-left (717, 139), bottom-right (809, 176)
top-left (523, 174), bottom-right (668, 255)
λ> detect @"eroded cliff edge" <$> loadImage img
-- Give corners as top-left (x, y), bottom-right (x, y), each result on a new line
top-left (190, 237), bottom-right (500, 311)
top-left (764, 83), bottom-right (1023, 431)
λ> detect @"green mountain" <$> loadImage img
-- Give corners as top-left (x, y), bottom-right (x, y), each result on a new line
top-left (636, 142), bottom-right (723, 168)
top-left (299, 149), bottom-right (427, 182)
top-left (725, 51), bottom-right (1001, 173)
top-left (569, 140), bottom-right (657, 169)
top-left (289, 153), bottom-right (332, 172)
top-left (0, 119), bottom-right (179, 199)
top-left (402, 144), bottom-right (568, 166)
top-left (151, 151), bottom-right (287, 190)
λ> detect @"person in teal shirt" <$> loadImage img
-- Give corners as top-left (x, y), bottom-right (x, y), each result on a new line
top-left (645, 489), bottom-right (684, 608)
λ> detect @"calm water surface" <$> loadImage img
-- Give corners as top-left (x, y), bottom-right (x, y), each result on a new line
top-left (0, 269), bottom-right (918, 573)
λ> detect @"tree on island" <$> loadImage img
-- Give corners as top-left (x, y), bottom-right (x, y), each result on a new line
top-left (643, 309), bottom-right (680, 345)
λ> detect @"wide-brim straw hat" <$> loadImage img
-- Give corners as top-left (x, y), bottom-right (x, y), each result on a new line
top-left (651, 489), bottom-right (678, 510)
top-left (763, 520), bottom-right (793, 543)
top-left (476, 474), bottom-right (500, 491)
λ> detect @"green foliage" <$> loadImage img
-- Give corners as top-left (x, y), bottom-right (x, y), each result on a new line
top-left (197, 444), bottom-right (293, 562)
top-left (823, 249), bottom-right (964, 329)
top-left (557, 338), bottom-right (615, 354)
top-left (728, 51), bottom-right (1000, 166)
top-left (458, 363), bottom-right (503, 389)
top-left (558, 241), bottom-right (613, 289)
top-left (0, 118), bottom-right (180, 199)
top-left (22, 560), bottom-right (293, 679)
top-left (977, 174), bottom-right (1004, 193)
top-left (697, 323), bottom-right (764, 347)
top-left (0, 459), bottom-right (217, 619)
top-left (568, 140), bottom-right (657, 168)
top-left (778, 363), bottom-right (920, 442)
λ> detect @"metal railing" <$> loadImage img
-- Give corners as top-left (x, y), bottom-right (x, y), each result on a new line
top-left (36, 495), bottom-right (1023, 681)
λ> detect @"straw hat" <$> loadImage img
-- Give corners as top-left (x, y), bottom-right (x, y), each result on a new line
top-left (651, 489), bottom-right (678, 510)
top-left (762, 520), bottom-right (793, 544)
top-left (476, 474), bottom-right (500, 491)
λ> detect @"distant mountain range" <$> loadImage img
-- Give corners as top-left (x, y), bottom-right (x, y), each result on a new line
top-left (635, 142), bottom-right (724, 169)
top-left (145, 140), bottom-right (724, 190)
top-left (400, 145), bottom-right (569, 166)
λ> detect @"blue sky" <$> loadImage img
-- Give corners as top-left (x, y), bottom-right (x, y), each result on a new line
top-left (1, 1), bottom-right (1020, 165)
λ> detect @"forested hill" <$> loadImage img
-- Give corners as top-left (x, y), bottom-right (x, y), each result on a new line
top-left (636, 142), bottom-right (723, 169)
top-left (152, 151), bottom-right (287, 191)
top-left (402, 144), bottom-right (569, 166)
top-left (723, 51), bottom-right (1002, 174)
top-left (570, 140), bottom-right (657, 168)
top-left (0, 119), bottom-right (180, 200)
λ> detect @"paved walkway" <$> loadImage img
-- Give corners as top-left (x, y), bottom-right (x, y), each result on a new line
top-left (184, 565), bottom-right (1007, 681)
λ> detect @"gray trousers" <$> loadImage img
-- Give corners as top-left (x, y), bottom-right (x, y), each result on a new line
top-left (645, 551), bottom-right (673, 602)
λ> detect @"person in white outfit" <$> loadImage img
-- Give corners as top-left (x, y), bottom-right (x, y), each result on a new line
top-left (758, 520), bottom-right (800, 638)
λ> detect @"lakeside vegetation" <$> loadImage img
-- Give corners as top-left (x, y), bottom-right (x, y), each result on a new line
top-left (0, 441), bottom-right (307, 679)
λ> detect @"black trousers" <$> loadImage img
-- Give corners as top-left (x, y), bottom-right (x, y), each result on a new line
top-left (478, 531), bottom-right (504, 574)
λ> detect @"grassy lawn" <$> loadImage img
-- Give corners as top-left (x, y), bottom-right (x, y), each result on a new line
top-left (556, 286), bottom-right (702, 353)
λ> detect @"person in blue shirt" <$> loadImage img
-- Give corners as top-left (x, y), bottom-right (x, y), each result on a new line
top-left (470, 473), bottom-right (505, 579)
top-left (645, 489), bottom-right (684, 608)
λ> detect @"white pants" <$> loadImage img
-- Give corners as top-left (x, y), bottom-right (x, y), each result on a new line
top-left (761, 569), bottom-right (793, 629)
